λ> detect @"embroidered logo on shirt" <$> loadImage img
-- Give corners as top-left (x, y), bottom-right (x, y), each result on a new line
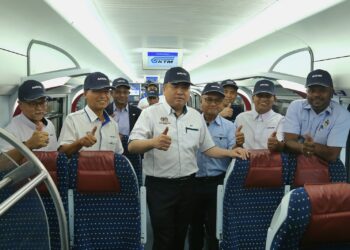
top-left (159, 117), bottom-right (171, 125)
top-left (319, 119), bottom-right (330, 130)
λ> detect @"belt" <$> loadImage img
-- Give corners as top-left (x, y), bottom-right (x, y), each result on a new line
top-left (146, 174), bottom-right (195, 183)
top-left (195, 173), bottom-right (226, 182)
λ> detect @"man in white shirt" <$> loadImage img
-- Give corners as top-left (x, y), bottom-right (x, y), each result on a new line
top-left (0, 80), bottom-right (57, 164)
top-left (58, 72), bottom-right (123, 157)
top-left (234, 79), bottom-right (284, 151)
top-left (128, 67), bottom-right (248, 250)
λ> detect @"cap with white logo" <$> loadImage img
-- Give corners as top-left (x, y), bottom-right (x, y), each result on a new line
top-left (202, 82), bottom-right (225, 97)
top-left (112, 77), bottom-right (130, 89)
top-left (18, 80), bottom-right (49, 101)
top-left (221, 79), bottom-right (238, 90)
top-left (306, 69), bottom-right (333, 88)
top-left (84, 72), bottom-right (112, 91)
top-left (253, 79), bottom-right (275, 95)
top-left (163, 67), bottom-right (192, 85)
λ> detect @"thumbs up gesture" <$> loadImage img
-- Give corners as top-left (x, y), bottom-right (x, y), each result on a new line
top-left (302, 134), bottom-right (315, 157)
top-left (153, 126), bottom-right (171, 151)
top-left (79, 126), bottom-right (97, 147)
top-left (267, 131), bottom-right (280, 152)
top-left (25, 122), bottom-right (49, 150)
top-left (235, 125), bottom-right (244, 147)
top-left (220, 103), bottom-right (233, 118)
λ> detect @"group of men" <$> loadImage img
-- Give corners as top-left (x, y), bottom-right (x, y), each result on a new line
top-left (1, 66), bottom-right (350, 250)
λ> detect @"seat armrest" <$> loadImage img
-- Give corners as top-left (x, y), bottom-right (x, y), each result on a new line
top-left (216, 184), bottom-right (224, 241)
top-left (140, 186), bottom-right (147, 245)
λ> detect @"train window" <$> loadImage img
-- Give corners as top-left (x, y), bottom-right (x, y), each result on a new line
top-left (46, 97), bottom-right (66, 137)
top-left (28, 40), bottom-right (80, 75)
top-left (270, 48), bottom-right (313, 78)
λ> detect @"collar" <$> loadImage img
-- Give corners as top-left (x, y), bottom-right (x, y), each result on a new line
top-left (303, 100), bottom-right (333, 115)
top-left (113, 103), bottom-right (129, 112)
top-left (19, 113), bottom-right (47, 130)
top-left (253, 109), bottom-right (274, 121)
top-left (163, 100), bottom-right (188, 116)
top-left (203, 114), bottom-right (222, 126)
top-left (84, 105), bottom-right (111, 125)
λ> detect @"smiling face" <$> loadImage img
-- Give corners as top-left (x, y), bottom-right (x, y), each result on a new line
top-left (201, 93), bottom-right (224, 117)
top-left (253, 93), bottom-right (276, 114)
top-left (163, 82), bottom-right (190, 112)
top-left (84, 89), bottom-right (111, 112)
top-left (18, 97), bottom-right (48, 123)
top-left (112, 86), bottom-right (130, 107)
top-left (223, 86), bottom-right (238, 106)
top-left (307, 85), bottom-right (333, 114)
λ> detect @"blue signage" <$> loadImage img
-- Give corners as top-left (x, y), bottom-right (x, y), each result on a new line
top-left (144, 51), bottom-right (179, 69)
top-left (145, 75), bottom-right (159, 83)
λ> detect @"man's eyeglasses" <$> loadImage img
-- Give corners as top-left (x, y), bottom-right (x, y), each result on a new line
top-left (203, 97), bottom-right (222, 104)
top-left (22, 99), bottom-right (48, 108)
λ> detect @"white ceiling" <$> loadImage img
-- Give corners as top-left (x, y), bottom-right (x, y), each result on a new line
top-left (92, 0), bottom-right (277, 81)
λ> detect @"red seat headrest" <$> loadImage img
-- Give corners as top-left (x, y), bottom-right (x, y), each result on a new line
top-left (77, 151), bottom-right (120, 193)
top-left (293, 155), bottom-right (329, 187)
top-left (244, 149), bottom-right (283, 188)
top-left (32, 151), bottom-right (59, 193)
top-left (301, 183), bottom-right (350, 246)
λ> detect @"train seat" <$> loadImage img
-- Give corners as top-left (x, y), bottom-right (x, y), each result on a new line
top-left (68, 151), bottom-right (144, 250)
top-left (266, 183), bottom-right (350, 250)
top-left (288, 154), bottom-right (347, 188)
top-left (33, 151), bottom-right (70, 250)
top-left (217, 150), bottom-right (291, 249)
top-left (121, 134), bottom-right (143, 187)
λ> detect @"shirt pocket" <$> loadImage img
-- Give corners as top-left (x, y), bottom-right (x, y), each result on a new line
top-left (213, 135), bottom-right (229, 149)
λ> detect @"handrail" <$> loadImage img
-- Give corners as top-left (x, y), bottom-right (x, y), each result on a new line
top-left (0, 128), bottom-right (69, 250)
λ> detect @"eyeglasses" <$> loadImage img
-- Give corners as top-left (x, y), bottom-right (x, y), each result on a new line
top-left (22, 99), bottom-right (48, 108)
top-left (203, 97), bottom-right (222, 104)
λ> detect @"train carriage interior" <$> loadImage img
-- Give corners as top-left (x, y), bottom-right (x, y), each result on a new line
top-left (1, 0), bottom-right (350, 249)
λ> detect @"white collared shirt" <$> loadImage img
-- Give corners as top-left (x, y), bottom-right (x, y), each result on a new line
top-left (129, 101), bottom-right (215, 178)
top-left (58, 105), bottom-right (123, 154)
top-left (0, 113), bottom-right (58, 151)
top-left (234, 109), bottom-right (284, 149)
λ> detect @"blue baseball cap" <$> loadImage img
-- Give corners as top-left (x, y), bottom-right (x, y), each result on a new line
top-left (221, 79), bottom-right (238, 90)
top-left (112, 77), bottom-right (130, 89)
top-left (163, 67), bottom-right (192, 85)
top-left (18, 80), bottom-right (49, 101)
top-left (253, 79), bottom-right (275, 95)
top-left (202, 82), bottom-right (225, 97)
top-left (306, 69), bottom-right (333, 88)
top-left (84, 72), bottom-right (112, 91)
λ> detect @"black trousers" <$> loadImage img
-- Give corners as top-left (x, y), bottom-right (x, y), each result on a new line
top-left (146, 175), bottom-right (195, 250)
top-left (189, 174), bottom-right (225, 250)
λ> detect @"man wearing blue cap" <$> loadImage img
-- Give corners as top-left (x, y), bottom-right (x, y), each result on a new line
top-left (146, 89), bottom-right (159, 106)
top-left (234, 79), bottom-right (285, 151)
top-left (190, 82), bottom-right (236, 250)
top-left (284, 69), bottom-right (350, 161)
top-left (0, 79), bottom-right (58, 163)
top-left (137, 80), bottom-right (160, 109)
top-left (106, 77), bottom-right (141, 137)
top-left (58, 72), bottom-right (123, 156)
top-left (219, 79), bottom-right (244, 123)
top-left (129, 67), bottom-right (248, 250)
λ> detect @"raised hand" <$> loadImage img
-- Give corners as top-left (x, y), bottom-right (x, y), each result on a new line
top-left (153, 127), bottom-right (171, 151)
top-left (235, 125), bottom-right (244, 146)
top-left (79, 126), bottom-right (97, 148)
top-left (220, 104), bottom-right (233, 118)
top-left (267, 131), bottom-right (279, 152)
top-left (25, 122), bottom-right (49, 149)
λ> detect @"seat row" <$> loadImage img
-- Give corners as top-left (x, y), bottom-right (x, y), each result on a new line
top-left (33, 151), bottom-right (145, 250)
top-left (217, 150), bottom-right (350, 250)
